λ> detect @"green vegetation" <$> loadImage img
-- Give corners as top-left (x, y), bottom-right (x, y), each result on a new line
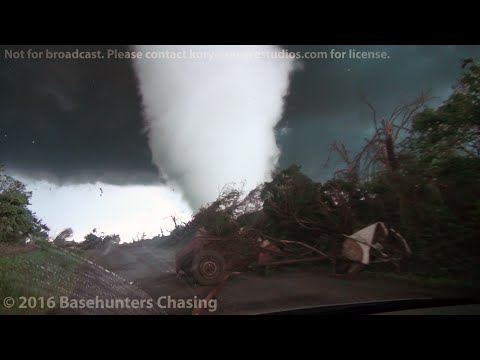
top-left (0, 169), bottom-right (49, 243)
top-left (0, 245), bottom-right (83, 314)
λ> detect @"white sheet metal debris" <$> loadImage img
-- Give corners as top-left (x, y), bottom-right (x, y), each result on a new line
top-left (342, 222), bottom-right (390, 265)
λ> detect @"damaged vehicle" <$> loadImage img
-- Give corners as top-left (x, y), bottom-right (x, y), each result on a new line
top-left (175, 227), bottom-right (259, 285)
top-left (175, 221), bottom-right (412, 286)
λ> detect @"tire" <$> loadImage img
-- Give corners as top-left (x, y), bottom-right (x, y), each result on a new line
top-left (191, 250), bottom-right (226, 286)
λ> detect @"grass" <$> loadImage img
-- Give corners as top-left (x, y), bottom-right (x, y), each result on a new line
top-left (0, 244), bottom-right (84, 314)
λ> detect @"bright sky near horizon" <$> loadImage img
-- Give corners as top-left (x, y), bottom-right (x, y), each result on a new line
top-left (19, 177), bottom-right (192, 243)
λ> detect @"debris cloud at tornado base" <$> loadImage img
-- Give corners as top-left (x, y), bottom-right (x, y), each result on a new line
top-left (133, 45), bottom-right (297, 210)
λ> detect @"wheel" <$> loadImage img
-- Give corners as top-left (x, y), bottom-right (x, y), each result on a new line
top-left (191, 250), bottom-right (226, 286)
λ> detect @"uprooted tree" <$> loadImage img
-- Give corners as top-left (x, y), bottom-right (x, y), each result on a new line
top-left (169, 166), bottom-right (356, 265)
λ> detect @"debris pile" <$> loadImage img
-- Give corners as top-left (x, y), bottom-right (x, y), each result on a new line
top-left (173, 170), bottom-right (412, 286)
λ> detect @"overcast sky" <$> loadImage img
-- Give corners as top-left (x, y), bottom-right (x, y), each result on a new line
top-left (1, 45), bottom-right (479, 241)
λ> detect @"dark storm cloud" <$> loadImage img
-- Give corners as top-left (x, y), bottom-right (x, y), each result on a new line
top-left (0, 45), bottom-right (159, 185)
top-left (1, 45), bottom-right (479, 187)
top-left (279, 45), bottom-right (480, 181)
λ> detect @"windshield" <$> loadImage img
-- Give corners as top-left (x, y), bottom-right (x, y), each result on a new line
top-left (1, 45), bottom-right (479, 315)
